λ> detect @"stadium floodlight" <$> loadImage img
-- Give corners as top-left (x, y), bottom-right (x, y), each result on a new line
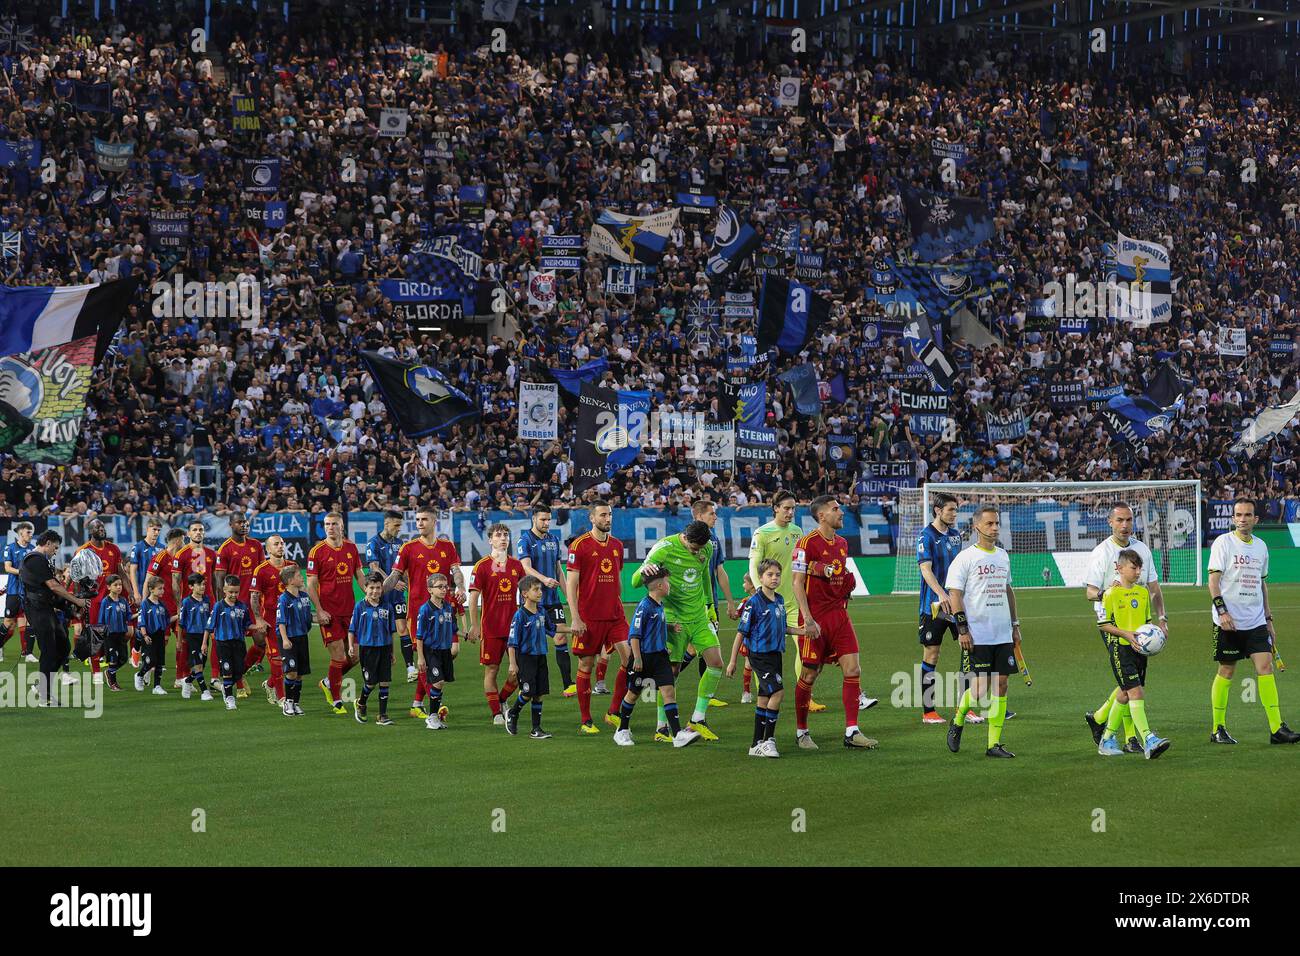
top-left (893, 480), bottom-right (1202, 593)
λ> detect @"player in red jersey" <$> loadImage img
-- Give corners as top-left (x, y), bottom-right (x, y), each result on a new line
top-left (176, 520), bottom-right (218, 682)
top-left (565, 501), bottom-right (629, 734)
top-left (792, 495), bottom-right (878, 751)
top-left (250, 534), bottom-right (297, 706)
top-left (216, 514), bottom-right (266, 687)
top-left (143, 528), bottom-right (185, 678)
top-left (75, 520), bottom-right (123, 680)
top-left (308, 511), bottom-right (367, 714)
top-left (466, 523), bottom-right (525, 724)
top-left (383, 507), bottom-right (466, 716)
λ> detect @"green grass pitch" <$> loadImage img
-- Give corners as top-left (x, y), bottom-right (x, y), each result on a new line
top-left (2, 585), bottom-right (1298, 867)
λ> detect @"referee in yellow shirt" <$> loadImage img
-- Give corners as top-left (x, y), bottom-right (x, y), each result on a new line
top-left (1096, 549), bottom-right (1170, 759)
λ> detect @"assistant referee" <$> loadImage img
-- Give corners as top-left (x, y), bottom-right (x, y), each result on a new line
top-left (21, 531), bottom-right (89, 706)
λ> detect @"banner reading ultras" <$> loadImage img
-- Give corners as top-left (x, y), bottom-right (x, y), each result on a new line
top-left (0, 335), bottom-right (96, 463)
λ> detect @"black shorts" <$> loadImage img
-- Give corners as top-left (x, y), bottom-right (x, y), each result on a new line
top-left (359, 644), bottom-right (393, 685)
top-left (961, 642), bottom-right (1018, 676)
top-left (918, 613), bottom-right (958, 647)
top-left (384, 590), bottom-right (407, 624)
top-left (542, 605), bottom-right (565, 636)
top-left (281, 634), bottom-right (311, 676)
top-left (422, 646), bottom-right (455, 684)
top-left (516, 652), bottom-right (550, 698)
top-left (184, 631), bottom-right (206, 664)
top-left (4, 593), bottom-right (23, 619)
top-left (1213, 624), bottom-right (1273, 663)
top-left (627, 650), bottom-right (674, 694)
top-left (748, 651), bottom-right (785, 698)
top-left (215, 640), bottom-right (246, 681)
top-left (1106, 635), bottom-right (1147, 690)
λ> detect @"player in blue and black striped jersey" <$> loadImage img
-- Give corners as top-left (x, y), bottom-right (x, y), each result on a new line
top-left (611, 566), bottom-right (701, 749)
top-left (916, 492), bottom-right (967, 724)
top-left (515, 505), bottom-right (572, 695)
top-left (348, 573), bottom-right (396, 726)
top-left (96, 575), bottom-right (133, 692)
top-left (367, 510), bottom-right (414, 681)
top-left (416, 573), bottom-right (459, 730)
top-left (738, 559), bottom-right (805, 758)
top-left (178, 573), bottom-right (212, 700)
top-left (204, 574), bottom-right (251, 710)
top-left (504, 576), bottom-right (553, 739)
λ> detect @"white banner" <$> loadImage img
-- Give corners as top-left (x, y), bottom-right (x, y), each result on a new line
top-left (1113, 232), bottom-right (1173, 325)
top-left (588, 209), bottom-right (678, 264)
top-left (1216, 326), bottom-right (1246, 358)
top-left (527, 271), bottom-right (557, 312)
top-left (693, 422), bottom-right (735, 468)
top-left (777, 77), bottom-right (801, 107)
top-left (605, 265), bottom-right (637, 295)
top-left (518, 382), bottom-right (559, 442)
top-left (379, 108), bottom-right (409, 137)
top-left (1229, 389), bottom-right (1300, 457)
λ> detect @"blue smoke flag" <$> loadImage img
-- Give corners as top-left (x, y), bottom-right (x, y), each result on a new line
top-left (827, 374), bottom-right (847, 404)
top-left (310, 397), bottom-right (352, 444)
top-left (706, 205), bottom-right (761, 279)
top-left (779, 363), bottom-right (822, 416)
top-left (550, 358), bottom-right (610, 399)
top-left (358, 350), bottom-right (480, 438)
top-left (757, 275), bottom-right (830, 355)
top-left (902, 186), bottom-right (995, 260)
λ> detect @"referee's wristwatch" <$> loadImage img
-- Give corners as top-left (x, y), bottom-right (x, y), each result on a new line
top-left (1011, 620), bottom-right (1020, 628)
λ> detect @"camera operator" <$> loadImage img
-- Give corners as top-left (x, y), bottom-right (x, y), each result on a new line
top-left (21, 531), bottom-right (89, 705)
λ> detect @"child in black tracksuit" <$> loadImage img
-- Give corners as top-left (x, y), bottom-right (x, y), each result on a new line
top-left (96, 575), bottom-right (133, 692)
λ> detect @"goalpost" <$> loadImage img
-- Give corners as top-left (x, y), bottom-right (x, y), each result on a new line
top-left (892, 480), bottom-right (1202, 594)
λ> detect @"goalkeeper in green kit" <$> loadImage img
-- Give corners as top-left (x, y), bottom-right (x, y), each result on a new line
top-left (632, 520), bottom-right (724, 741)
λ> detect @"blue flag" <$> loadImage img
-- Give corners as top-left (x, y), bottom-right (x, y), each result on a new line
top-left (779, 363), bottom-right (821, 416)
top-left (706, 205), bottom-right (761, 279)
top-left (608, 390), bottom-right (650, 475)
top-left (757, 275), bottom-right (830, 354)
top-left (550, 358), bottom-right (610, 398)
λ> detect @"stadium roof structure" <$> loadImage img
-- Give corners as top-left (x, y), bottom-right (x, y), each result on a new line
top-left (481, 0), bottom-right (1300, 62)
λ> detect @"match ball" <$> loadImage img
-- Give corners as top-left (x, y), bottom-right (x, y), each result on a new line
top-left (1132, 623), bottom-right (1167, 657)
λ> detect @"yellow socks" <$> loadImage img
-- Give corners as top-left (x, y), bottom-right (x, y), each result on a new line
top-left (988, 695), bottom-right (1007, 747)
top-left (1211, 674), bottom-right (1231, 732)
top-left (1129, 698), bottom-right (1151, 739)
top-left (1094, 687), bottom-right (1118, 724)
top-left (1259, 673), bottom-right (1283, 734)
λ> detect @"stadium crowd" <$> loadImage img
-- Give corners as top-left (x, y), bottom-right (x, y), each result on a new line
top-left (1, 0), bottom-right (1299, 524)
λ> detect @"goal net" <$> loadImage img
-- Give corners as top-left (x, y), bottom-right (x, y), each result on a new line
top-left (891, 481), bottom-right (1202, 593)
